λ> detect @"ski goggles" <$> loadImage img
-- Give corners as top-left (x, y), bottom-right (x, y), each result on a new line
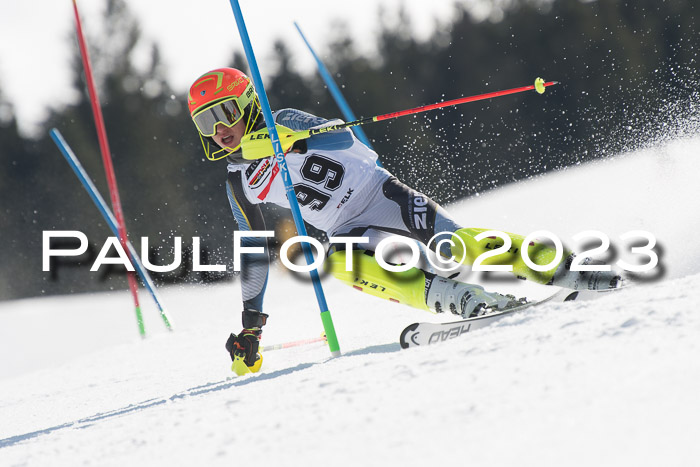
top-left (192, 97), bottom-right (244, 137)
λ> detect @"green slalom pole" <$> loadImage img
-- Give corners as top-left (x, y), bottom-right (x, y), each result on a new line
top-left (50, 129), bottom-right (174, 332)
top-left (72, 0), bottom-right (145, 337)
top-left (228, 0), bottom-right (341, 357)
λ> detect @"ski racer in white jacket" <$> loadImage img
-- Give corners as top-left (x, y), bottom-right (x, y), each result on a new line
top-left (187, 68), bottom-right (620, 372)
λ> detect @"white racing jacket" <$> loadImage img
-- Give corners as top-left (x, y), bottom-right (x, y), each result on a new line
top-left (225, 108), bottom-right (383, 312)
top-left (227, 108), bottom-right (380, 232)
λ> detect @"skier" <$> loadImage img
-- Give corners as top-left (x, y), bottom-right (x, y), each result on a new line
top-left (187, 67), bottom-right (620, 372)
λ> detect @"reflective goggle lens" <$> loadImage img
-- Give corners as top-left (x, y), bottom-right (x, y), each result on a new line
top-left (193, 98), bottom-right (244, 137)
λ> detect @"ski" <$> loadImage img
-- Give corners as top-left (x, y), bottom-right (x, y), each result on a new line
top-left (399, 289), bottom-right (579, 349)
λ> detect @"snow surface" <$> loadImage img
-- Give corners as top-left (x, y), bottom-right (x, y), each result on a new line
top-left (2, 136), bottom-right (700, 466)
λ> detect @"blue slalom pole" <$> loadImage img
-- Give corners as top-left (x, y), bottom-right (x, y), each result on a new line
top-left (293, 22), bottom-right (382, 167)
top-left (49, 128), bottom-right (174, 331)
top-left (228, 0), bottom-right (341, 357)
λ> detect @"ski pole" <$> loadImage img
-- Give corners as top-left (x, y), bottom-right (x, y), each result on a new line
top-left (241, 78), bottom-right (558, 160)
top-left (50, 129), bottom-right (174, 332)
top-left (72, 0), bottom-right (145, 337)
top-left (261, 335), bottom-right (327, 352)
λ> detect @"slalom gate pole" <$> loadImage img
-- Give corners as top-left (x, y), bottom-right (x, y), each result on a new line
top-left (228, 0), bottom-right (341, 357)
top-left (72, 0), bottom-right (144, 336)
top-left (50, 129), bottom-right (174, 331)
top-left (293, 21), bottom-right (381, 165)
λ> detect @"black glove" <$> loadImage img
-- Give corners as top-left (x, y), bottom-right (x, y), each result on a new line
top-left (225, 309), bottom-right (269, 367)
top-left (225, 329), bottom-right (262, 367)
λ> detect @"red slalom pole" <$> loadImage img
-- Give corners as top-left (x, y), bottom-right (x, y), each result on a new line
top-left (72, 0), bottom-right (145, 337)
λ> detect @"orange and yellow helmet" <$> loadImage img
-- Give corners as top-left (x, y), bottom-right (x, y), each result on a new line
top-left (188, 68), bottom-right (262, 161)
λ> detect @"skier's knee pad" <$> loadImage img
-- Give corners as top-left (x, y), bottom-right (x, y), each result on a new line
top-left (325, 249), bottom-right (430, 311)
top-left (450, 227), bottom-right (572, 285)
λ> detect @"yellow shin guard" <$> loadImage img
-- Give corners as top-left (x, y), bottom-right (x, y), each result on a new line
top-left (326, 250), bottom-right (430, 311)
top-left (450, 227), bottom-right (571, 285)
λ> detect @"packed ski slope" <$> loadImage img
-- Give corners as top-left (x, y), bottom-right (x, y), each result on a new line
top-left (2, 136), bottom-right (700, 466)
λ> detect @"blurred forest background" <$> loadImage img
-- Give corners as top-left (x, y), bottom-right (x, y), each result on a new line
top-left (0, 0), bottom-right (698, 300)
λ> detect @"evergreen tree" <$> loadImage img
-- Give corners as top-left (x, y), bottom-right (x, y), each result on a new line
top-left (2, 0), bottom-right (698, 300)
